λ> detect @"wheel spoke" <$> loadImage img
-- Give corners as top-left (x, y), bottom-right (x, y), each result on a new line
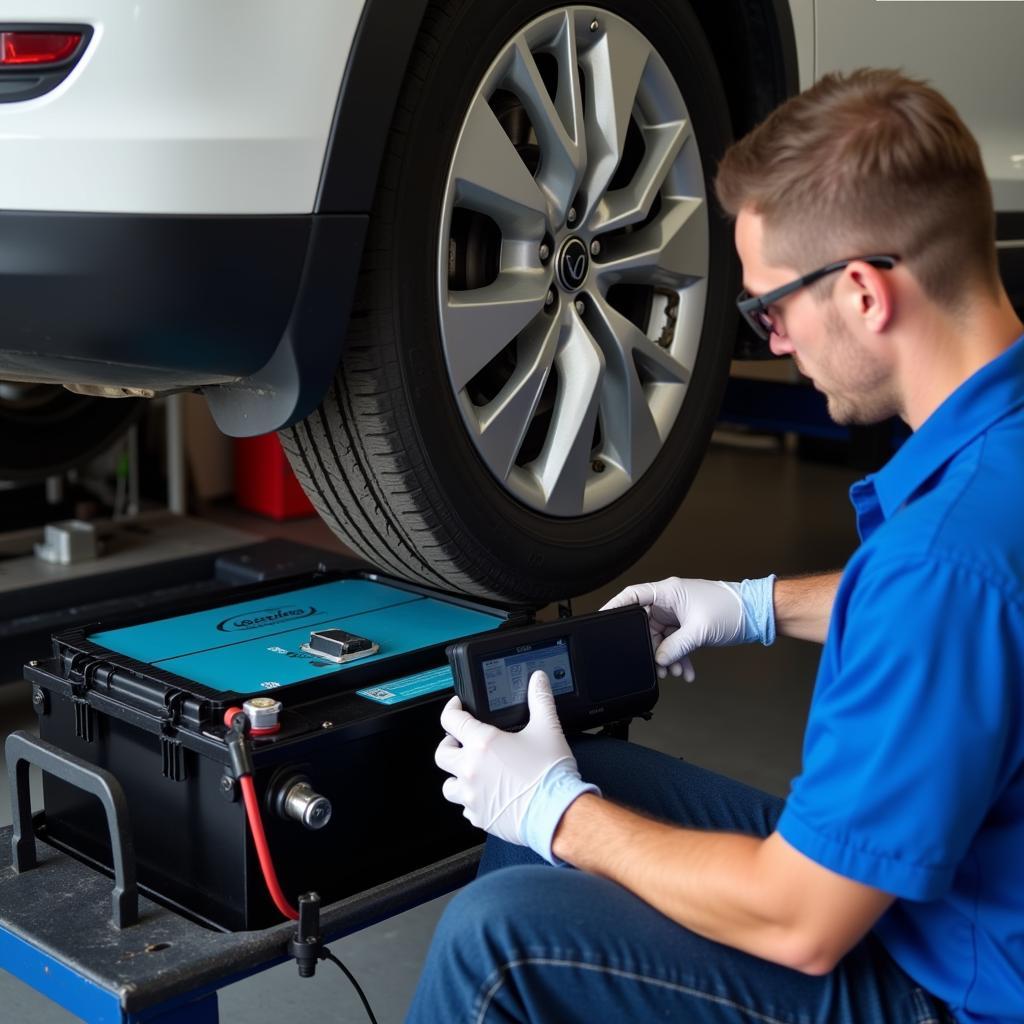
top-left (589, 294), bottom-right (683, 476)
top-left (594, 291), bottom-right (692, 384)
top-left (578, 20), bottom-right (651, 222)
top-left (633, 330), bottom-right (693, 386)
top-left (509, 20), bottom-right (585, 224)
top-left (531, 305), bottom-right (603, 513)
top-left (550, 13), bottom-right (586, 163)
top-left (450, 92), bottom-right (548, 238)
top-left (589, 119), bottom-right (690, 234)
top-left (473, 311), bottom-right (562, 480)
top-left (443, 270), bottom-right (551, 393)
top-left (593, 196), bottom-right (707, 287)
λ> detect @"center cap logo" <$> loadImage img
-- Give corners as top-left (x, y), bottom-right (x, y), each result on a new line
top-left (556, 237), bottom-right (590, 292)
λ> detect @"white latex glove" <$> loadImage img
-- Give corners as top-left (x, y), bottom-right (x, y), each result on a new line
top-left (435, 671), bottom-right (597, 861)
top-left (602, 577), bottom-right (775, 679)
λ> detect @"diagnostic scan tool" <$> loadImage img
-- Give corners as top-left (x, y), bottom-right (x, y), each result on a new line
top-left (446, 606), bottom-right (658, 731)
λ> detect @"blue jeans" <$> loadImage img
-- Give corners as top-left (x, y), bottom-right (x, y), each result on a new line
top-left (407, 736), bottom-right (952, 1024)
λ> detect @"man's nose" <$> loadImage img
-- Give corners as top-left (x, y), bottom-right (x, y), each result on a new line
top-left (769, 330), bottom-right (792, 357)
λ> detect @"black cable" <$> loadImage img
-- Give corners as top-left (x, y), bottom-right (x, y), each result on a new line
top-left (322, 948), bottom-right (380, 1024)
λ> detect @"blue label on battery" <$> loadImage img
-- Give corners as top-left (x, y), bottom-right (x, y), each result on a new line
top-left (86, 578), bottom-right (503, 695)
top-left (356, 665), bottom-right (455, 705)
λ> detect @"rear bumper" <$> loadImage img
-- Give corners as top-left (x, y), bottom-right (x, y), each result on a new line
top-left (0, 210), bottom-right (367, 434)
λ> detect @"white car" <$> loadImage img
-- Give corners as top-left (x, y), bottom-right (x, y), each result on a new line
top-left (1, 0), bottom-right (1021, 603)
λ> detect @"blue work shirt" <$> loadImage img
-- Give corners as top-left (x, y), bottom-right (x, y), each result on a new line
top-left (777, 334), bottom-right (1024, 1023)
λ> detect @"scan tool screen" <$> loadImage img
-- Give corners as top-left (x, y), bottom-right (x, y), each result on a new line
top-left (481, 639), bottom-right (575, 712)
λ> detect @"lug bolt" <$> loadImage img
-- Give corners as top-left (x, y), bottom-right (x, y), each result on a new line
top-left (539, 243), bottom-right (551, 262)
top-left (567, 207), bottom-right (577, 225)
top-left (590, 239), bottom-right (601, 256)
top-left (575, 299), bottom-right (586, 315)
top-left (590, 18), bottom-right (600, 32)
top-left (545, 289), bottom-right (556, 307)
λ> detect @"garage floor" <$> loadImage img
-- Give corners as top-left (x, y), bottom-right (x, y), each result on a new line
top-left (0, 438), bottom-right (862, 1023)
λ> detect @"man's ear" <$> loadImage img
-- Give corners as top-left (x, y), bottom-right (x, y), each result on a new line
top-left (844, 262), bottom-right (894, 334)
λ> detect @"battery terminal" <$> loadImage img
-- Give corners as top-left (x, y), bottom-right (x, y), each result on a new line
top-left (243, 696), bottom-right (282, 736)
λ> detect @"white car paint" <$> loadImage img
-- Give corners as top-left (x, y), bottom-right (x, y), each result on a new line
top-left (0, 0), bottom-right (365, 214)
top-left (0, 1), bottom-right (1019, 219)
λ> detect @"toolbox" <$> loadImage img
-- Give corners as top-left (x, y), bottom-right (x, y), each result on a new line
top-left (25, 570), bottom-right (527, 931)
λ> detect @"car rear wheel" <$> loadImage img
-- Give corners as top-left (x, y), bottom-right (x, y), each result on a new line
top-left (282, 0), bottom-right (736, 604)
top-left (0, 383), bottom-right (142, 481)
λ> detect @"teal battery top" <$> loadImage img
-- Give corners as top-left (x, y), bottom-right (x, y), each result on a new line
top-left (88, 578), bottom-right (505, 695)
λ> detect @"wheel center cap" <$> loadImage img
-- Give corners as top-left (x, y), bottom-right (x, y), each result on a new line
top-left (556, 236), bottom-right (590, 292)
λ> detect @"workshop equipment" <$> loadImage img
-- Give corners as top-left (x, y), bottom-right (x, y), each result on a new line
top-left (447, 607), bottom-right (659, 730)
top-left (25, 571), bottom-right (524, 930)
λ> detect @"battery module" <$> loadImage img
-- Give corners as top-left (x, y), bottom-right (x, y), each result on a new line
top-left (28, 570), bottom-right (524, 930)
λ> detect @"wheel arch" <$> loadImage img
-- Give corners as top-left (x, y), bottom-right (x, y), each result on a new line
top-left (688, 0), bottom-right (799, 136)
top-left (204, 0), bottom-right (432, 437)
top-left (315, 0), bottom-right (799, 216)
top-left (315, 0), bottom-right (432, 215)
top-left (207, 0), bottom-right (797, 436)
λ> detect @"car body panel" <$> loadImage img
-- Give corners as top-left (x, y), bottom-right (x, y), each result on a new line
top-left (0, 0), bottom-right (365, 214)
top-left (0, 0), bottom-right (1019, 437)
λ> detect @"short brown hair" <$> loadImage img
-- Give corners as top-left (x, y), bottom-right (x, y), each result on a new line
top-left (715, 69), bottom-right (999, 308)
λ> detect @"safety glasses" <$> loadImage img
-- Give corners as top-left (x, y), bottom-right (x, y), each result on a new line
top-left (736, 255), bottom-right (899, 341)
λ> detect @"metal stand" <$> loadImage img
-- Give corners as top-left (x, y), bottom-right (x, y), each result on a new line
top-left (0, 815), bottom-right (479, 1023)
top-left (7, 733), bottom-right (138, 928)
top-left (164, 394), bottom-right (187, 516)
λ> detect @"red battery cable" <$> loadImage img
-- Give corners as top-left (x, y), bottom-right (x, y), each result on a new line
top-left (240, 774), bottom-right (299, 921)
top-left (225, 706), bottom-right (299, 921)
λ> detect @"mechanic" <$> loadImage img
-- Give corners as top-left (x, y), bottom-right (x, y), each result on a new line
top-left (409, 69), bottom-right (1024, 1024)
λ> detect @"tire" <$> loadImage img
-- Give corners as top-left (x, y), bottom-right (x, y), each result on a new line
top-left (0, 384), bottom-right (142, 481)
top-left (282, 0), bottom-right (736, 605)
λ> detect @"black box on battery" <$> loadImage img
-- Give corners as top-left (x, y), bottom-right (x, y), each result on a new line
top-left (26, 571), bottom-right (526, 931)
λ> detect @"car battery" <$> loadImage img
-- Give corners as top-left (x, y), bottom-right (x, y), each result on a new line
top-left (26, 571), bottom-right (526, 931)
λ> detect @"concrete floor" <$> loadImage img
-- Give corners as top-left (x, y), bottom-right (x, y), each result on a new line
top-left (0, 438), bottom-right (862, 1023)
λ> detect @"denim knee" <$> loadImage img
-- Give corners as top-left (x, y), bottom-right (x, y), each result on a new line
top-left (436, 865), bottom-right (549, 962)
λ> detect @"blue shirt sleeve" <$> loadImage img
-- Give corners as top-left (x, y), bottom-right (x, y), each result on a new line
top-left (777, 555), bottom-right (1023, 900)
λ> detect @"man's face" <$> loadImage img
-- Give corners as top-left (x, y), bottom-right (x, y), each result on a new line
top-left (734, 209), bottom-right (898, 425)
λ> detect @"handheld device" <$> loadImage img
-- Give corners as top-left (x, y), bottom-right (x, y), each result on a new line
top-left (446, 606), bottom-right (658, 731)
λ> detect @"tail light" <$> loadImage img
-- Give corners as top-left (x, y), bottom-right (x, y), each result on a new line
top-left (0, 25), bottom-right (90, 102)
top-left (0, 30), bottom-right (82, 66)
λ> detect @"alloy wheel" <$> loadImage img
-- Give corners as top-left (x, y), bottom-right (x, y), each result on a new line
top-left (438, 6), bottom-right (710, 516)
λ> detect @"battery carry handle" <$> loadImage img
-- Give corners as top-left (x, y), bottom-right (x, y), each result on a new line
top-left (5, 730), bottom-right (139, 929)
